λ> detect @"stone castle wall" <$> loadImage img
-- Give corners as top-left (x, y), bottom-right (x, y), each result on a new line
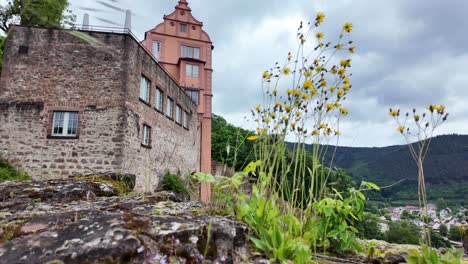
top-left (0, 26), bottom-right (200, 190)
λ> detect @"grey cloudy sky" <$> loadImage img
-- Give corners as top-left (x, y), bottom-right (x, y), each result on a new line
top-left (68, 0), bottom-right (468, 147)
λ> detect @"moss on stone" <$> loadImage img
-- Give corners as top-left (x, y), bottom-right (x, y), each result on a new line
top-left (72, 176), bottom-right (129, 195)
top-left (0, 220), bottom-right (25, 242)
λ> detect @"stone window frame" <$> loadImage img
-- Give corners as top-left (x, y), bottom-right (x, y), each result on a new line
top-left (139, 74), bottom-right (152, 106)
top-left (47, 107), bottom-right (83, 139)
top-left (185, 64), bottom-right (199, 78)
top-left (175, 104), bottom-right (182, 126)
top-left (166, 96), bottom-right (174, 120)
top-left (181, 45), bottom-right (200, 59)
top-left (183, 111), bottom-right (189, 130)
top-left (141, 123), bottom-right (152, 149)
top-left (154, 86), bottom-right (164, 113)
top-left (180, 23), bottom-right (187, 33)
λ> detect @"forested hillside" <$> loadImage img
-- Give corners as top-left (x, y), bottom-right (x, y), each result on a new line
top-left (308, 134), bottom-right (468, 205)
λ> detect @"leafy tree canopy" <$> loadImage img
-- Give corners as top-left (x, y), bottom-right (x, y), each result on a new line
top-left (0, 0), bottom-right (75, 33)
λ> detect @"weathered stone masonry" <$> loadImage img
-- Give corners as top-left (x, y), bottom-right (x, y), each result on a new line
top-left (0, 26), bottom-right (200, 191)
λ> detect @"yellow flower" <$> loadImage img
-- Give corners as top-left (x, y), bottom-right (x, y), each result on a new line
top-left (303, 80), bottom-right (313, 89)
top-left (334, 102), bottom-right (342, 107)
top-left (389, 109), bottom-right (400, 117)
top-left (436, 104), bottom-right (445, 114)
top-left (343, 22), bottom-right (353, 33)
top-left (285, 104), bottom-right (291, 112)
top-left (301, 37), bottom-right (306, 45)
top-left (343, 84), bottom-right (351, 91)
top-left (315, 65), bottom-right (323, 73)
top-left (295, 112), bottom-right (301, 118)
top-left (334, 130), bottom-right (341, 136)
top-left (343, 77), bottom-right (350, 85)
top-left (320, 123), bottom-right (328, 129)
top-left (320, 81), bottom-right (328, 88)
top-left (414, 114), bottom-right (420, 122)
top-left (282, 116), bottom-right (288, 121)
top-left (302, 94), bottom-right (310, 100)
top-left (265, 118), bottom-right (271, 124)
top-left (340, 59), bottom-right (351, 68)
top-left (337, 89), bottom-right (345, 98)
top-left (329, 86), bottom-right (336, 92)
top-left (304, 70), bottom-right (312, 77)
top-left (330, 68), bottom-right (337, 74)
top-left (255, 105), bottom-right (261, 112)
top-left (275, 101), bottom-right (282, 108)
top-left (310, 88), bottom-right (318, 97)
top-left (286, 89), bottom-right (292, 96)
top-left (326, 103), bottom-right (335, 111)
top-left (426, 104), bottom-right (436, 113)
top-left (273, 125), bottom-right (279, 130)
top-left (312, 130), bottom-right (319, 136)
top-left (318, 42), bottom-right (324, 48)
top-left (326, 128), bottom-right (333, 135)
top-left (292, 89), bottom-right (301, 97)
top-left (335, 43), bottom-right (343, 50)
top-left (349, 46), bottom-right (356, 54)
top-left (291, 122), bottom-right (297, 129)
top-left (269, 112), bottom-right (276, 119)
top-left (283, 67), bottom-right (291, 75)
top-left (273, 89), bottom-right (278, 96)
top-left (316, 12), bottom-right (325, 24)
top-left (338, 68), bottom-right (346, 78)
top-left (262, 71), bottom-right (271, 79)
top-left (287, 54), bottom-right (292, 61)
top-left (247, 135), bottom-right (258, 141)
top-left (398, 126), bottom-right (405, 133)
top-left (316, 32), bottom-right (324, 39)
top-left (340, 108), bottom-right (349, 115)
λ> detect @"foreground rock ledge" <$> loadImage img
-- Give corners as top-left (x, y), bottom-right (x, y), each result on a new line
top-left (0, 180), bottom-right (248, 264)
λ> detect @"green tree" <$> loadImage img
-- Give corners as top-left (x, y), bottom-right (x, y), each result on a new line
top-left (356, 212), bottom-right (384, 240)
top-left (436, 198), bottom-right (448, 211)
top-left (439, 224), bottom-right (448, 237)
top-left (400, 209), bottom-right (411, 220)
top-left (430, 229), bottom-right (452, 249)
top-left (449, 225), bottom-right (462, 241)
top-left (0, 0), bottom-right (75, 33)
top-left (385, 220), bottom-right (421, 245)
top-left (211, 114), bottom-right (255, 170)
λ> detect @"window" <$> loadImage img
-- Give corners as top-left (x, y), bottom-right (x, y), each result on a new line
top-left (166, 97), bottom-right (174, 119)
top-left (181, 46), bottom-right (200, 59)
top-left (155, 87), bottom-right (164, 112)
top-left (180, 23), bottom-right (187, 32)
top-left (142, 124), bottom-right (151, 147)
top-left (185, 89), bottom-right (200, 105)
top-left (152, 41), bottom-right (161, 59)
top-left (183, 111), bottom-right (189, 129)
top-left (176, 105), bottom-right (182, 124)
top-left (52, 112), bottom-right (79, 137)
top-left (140, 75), bottom-right (151, 103)
top-left (186, 64), bottom-right (199, 77)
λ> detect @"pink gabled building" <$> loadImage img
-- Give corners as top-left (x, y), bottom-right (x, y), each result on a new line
top-left (141, 0), bottom-right (213, 200)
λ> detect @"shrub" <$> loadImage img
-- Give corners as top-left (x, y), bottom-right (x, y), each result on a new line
top-left (161, 172), bottom-right (189, 196)
top-left (0, 158), bottom-right (30, 181)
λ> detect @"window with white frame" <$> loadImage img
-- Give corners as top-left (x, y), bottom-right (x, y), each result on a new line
top-left (181, 46), bottom-right (200, 59)
top-left (166, 97), bottom-right (174, 119)
top-left (180, 23), bottom-right (187, 32)
top-left (185, 89), bottom-right (199, 105)
top-left (140, 75), bottom-right (151, 103)
top-left (183, 111), bottom-right (189, 129)
top-left (52, 112), bottom-right (79, 137)
top-left (155, 87), bottom-right (163, 112)
top-left (186, 64), bottom-right (199, 77)
top-left (176, 105), bottom-right (182, 124)
top-left (152, 41), bottom-right (161, 59)
top-left (142, 124), bottom-right (151, 146)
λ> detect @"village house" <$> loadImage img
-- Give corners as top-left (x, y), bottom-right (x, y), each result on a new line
top-left (0, 0), bottom-right (213, 193)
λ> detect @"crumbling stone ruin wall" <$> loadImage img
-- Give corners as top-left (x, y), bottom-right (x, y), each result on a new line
top-left (0, 26), bottom-right (200, 191)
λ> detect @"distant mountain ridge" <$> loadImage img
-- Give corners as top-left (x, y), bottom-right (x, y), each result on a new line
top-left (303, 134), bottom-right (468, 204)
